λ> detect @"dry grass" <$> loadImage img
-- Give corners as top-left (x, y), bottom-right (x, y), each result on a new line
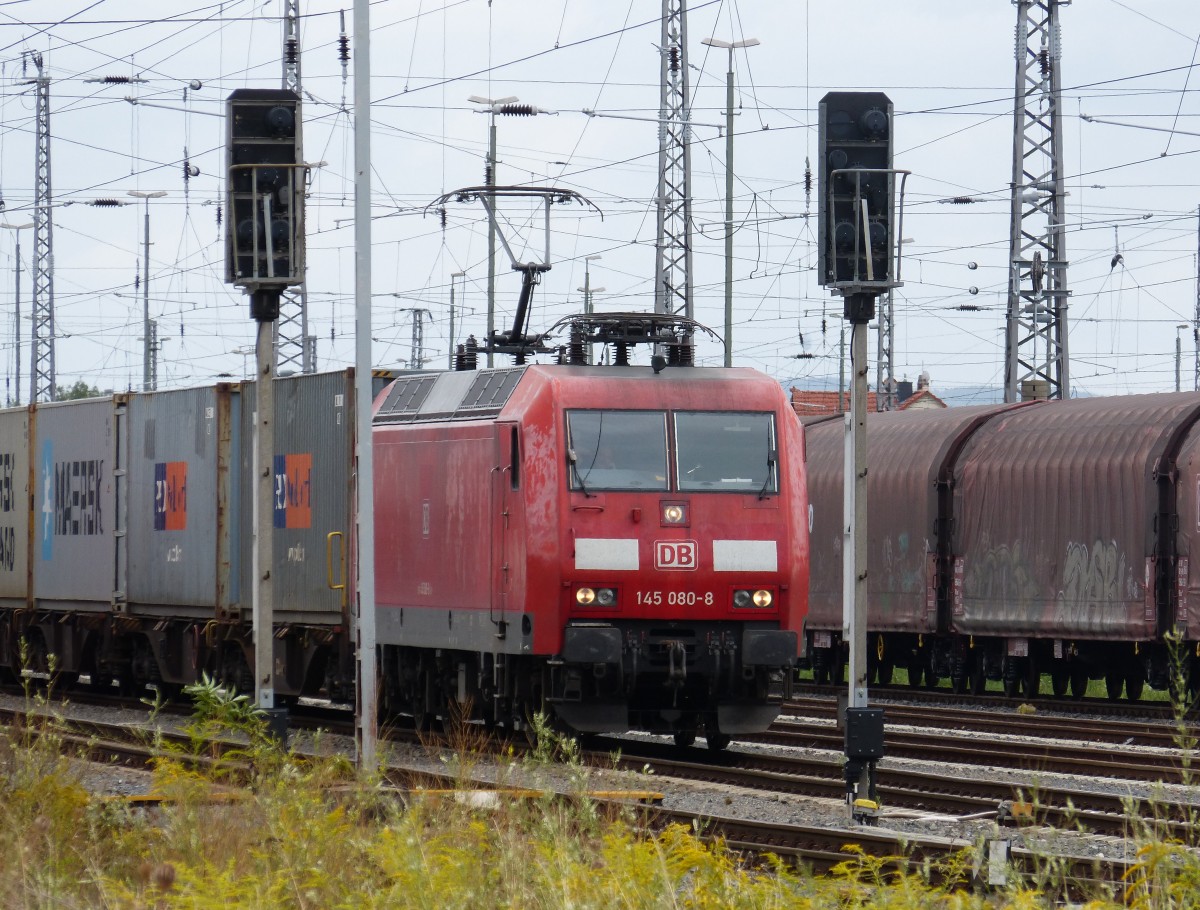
top-left (0, 673), bottom-right (1196, 908)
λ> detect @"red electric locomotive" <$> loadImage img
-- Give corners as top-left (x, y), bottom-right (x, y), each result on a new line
top-left (372, 315), bottom-right (808, 748)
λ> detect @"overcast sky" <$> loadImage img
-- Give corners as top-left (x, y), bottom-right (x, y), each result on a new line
top-left (2, 0), bottom-right (1200, 400)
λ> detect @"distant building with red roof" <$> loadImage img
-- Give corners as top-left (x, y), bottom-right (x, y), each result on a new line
top-left (790, 372), bottom-right (947, 420)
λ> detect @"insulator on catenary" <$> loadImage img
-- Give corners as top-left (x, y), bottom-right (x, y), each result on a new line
top-left (1038, 48), bottom-right (1050, 76)
top-left (285, 36), bottom-right (298, 64)
top-left (484, 163), bottom-right (493, 184)
top-left (669, 47), bottom-right (680, 73)
top-left (90, 198), bottom-right (121, 206)
top-left (100, 75), bottom-right (134, 84)
top-left (498, 103), bottom-right (535, 117)
top-left (439, 207), bottom-right (446, 229)
top-left (215, 204), bottom-right (223, 228)
top-left (338, 9), bottom-right (350, 62)
top-left (567, 326), bottom-right (586, 365)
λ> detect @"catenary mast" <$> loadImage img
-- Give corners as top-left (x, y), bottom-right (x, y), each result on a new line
top-left (654, 0), bottom-right (694, 325)
top-left (29, 53), bottom-right (55, 402)
top-left (276, 0), bottom-right (314, 373)
top-left (1004, 0), bottom-right (1071, 402)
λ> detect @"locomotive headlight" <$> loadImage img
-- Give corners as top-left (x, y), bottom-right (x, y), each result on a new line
top-left (596, 588), bottom-right (617, 607)
top-left (576, 587), bottom-right (596, 605)
top-left (733, 588), bottom-right (774, 608)
top-left (661, 502), bottom-right (689, 526)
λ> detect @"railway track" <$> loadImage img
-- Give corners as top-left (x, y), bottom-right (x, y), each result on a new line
top-left (751, 718), bottom-right (1197, 784)
top-left (782, 696), bottom-right (1185, 753)
top-left (600, 736), bottom-right (1190, 840)
top-left (791, 684), bottom-right (1187, 723)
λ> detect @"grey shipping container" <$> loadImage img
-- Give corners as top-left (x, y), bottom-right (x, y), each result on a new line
top-left (126, 385), bottom-right (234, 615)
top-left (951, 393), bottom-right (1200, 640)
top-left (32, 397), bottom-right (118, 610)
top-left (236, 370), bottom-right (357, 623)
top-left (0, 406), bottom-right (31, 607)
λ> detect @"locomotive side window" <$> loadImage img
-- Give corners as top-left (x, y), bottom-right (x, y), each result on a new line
top-left (675, 411), bottom-right (777, 494)
top-left (566, 410), bottom-right (668, 491)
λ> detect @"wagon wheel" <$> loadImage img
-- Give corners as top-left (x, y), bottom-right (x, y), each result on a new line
top-left (1124, 667), bottom-right (1145, 702)
top-left (950, 662), bottom-right (969, 693)
top-left (705, 732), bottom-right (732, 752)
top-left (876, 658), bottom-right (894, 687)
top-left (1069, 667), bottom-right (1089, 698)
top-left (1050, 668), bottom-right (1069, 698)
top-left (906, 659), bottom-right (924, 689)
top-left (88, 672), bottom-right (115, 693)
top-left (969, 657), bottom-right (987, 695)
top-left (1022, 656), bottom-right (1040, 699)
top-left (673, 730), bottom-right (697, 748)
top-left (1104, 671), bottom-right (1123, 700)
top-left (811, 662), bottom-right (830, 686)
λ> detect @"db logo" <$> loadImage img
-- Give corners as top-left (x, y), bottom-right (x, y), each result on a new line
top-left (655, 540), bottom-right (697, 571)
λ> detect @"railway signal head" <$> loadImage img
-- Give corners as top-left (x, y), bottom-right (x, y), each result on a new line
top-left (225, 88), bottom-right (305, 319)
top-left (818, 91), bottom-right (895, 294)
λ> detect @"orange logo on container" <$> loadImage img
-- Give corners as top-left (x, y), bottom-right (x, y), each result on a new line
top-left (274, 453), bottom-right (312, 529)
top-left (154, 461), bottom-right (187, 531)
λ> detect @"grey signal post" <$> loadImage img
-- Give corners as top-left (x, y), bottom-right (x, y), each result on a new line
top-left (224, 87), bottom-right (306, 742)
top-left (818, 91), bottom-right (908, 824)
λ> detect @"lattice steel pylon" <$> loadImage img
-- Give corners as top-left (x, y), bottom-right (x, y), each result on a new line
top-left (275, 0), bottom-right (313, 373)
top-left (653, 0), bottom-right (693, 320)
top-left (29, 53), bottom-right (55, 402)
top-left (876, 289), bottom-right (895, 410)
top-left (1004, 0), bottom-right (1071, 402)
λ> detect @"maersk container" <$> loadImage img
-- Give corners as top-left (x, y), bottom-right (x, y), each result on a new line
top-left (805, 404), bottom-right (1017, 636)
top-left (236, 370), bottom-right (356, 623)
top-left (951, 393), bottom-right (1200, 641)
top-left (32, 397), bottom-right (118, 610)
top-left (126, 385), bottom-right (234, 615)
top-left (0, 406), bottom-right (31, 607)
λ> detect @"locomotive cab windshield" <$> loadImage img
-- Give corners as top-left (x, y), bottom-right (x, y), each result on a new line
top-left (566, 408), bottom-right (777, 494)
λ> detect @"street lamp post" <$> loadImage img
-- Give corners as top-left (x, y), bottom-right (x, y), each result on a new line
top-left (0, 222), bottom-right (33, 405)
top-left (449, 271), bottom-right (465, 370)
top-left (580, 254), bottom-right (602, 317)
top-left (701, 37), bottom-right (759, 368)
top-left (127, 190), bottom-right (167, 391)
top-left (577, 255), bottom-right (604, 365)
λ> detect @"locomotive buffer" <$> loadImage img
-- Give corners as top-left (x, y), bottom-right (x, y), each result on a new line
top-left (818, 91), bottom-right (910, 823)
